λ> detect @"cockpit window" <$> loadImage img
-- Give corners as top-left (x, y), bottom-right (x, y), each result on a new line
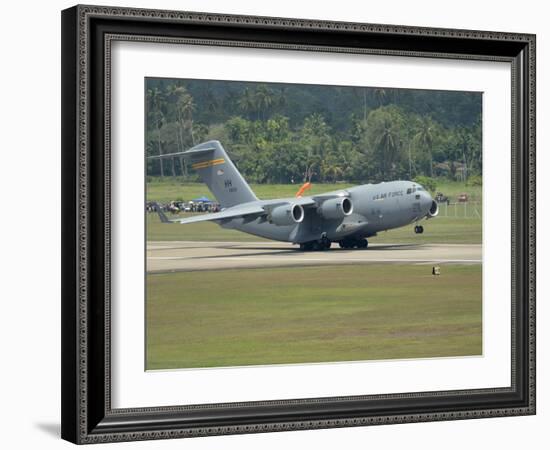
top-left (417, 187), bottom-right (424, 191)
top-left (406, 188), bottom-right (412, 194)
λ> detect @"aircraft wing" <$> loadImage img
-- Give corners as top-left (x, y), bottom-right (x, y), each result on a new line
top-left (258, 192), bottom-right (349, 211)
top-left (265, 197), bottom-right (317, 209)
top-left (153, 190), bottom-right (351, 226)
top-left (155, 203), bottom-right (266, 225)
top-left (293, 197), bottom-right (318, 207)
top-left (311, 190), bottom-right (351, 201)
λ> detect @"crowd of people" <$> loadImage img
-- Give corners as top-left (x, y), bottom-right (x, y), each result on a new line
top-left (146, 200), bottom-right (220, 215)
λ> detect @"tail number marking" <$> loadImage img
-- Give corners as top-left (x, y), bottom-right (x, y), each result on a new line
top-left (224, 179), bottom-right (237, 192)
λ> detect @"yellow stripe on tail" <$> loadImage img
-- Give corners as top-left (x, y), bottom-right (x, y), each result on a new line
top-left (191, 158), bottom-right (225, 170)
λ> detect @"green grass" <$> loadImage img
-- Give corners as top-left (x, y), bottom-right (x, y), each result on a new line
top-left (146, 264), bottom-right (482, 370)
top-left (374, 216), bottom-right (481, 244)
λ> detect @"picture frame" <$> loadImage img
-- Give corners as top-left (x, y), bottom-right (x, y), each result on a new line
top-left (61, 4), bottom-right (536, 444)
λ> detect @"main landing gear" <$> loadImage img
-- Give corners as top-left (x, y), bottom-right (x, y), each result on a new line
top-left (299, 236), bottom-right (369, 251)
top-left (339, 238), bottom-right (368, 249)
top-left (414, 225), bottom-right (424, 234)
top-left (299, 237), bottom-right (332, 251)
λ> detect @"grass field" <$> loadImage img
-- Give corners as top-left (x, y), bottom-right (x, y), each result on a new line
top-left (146, 264), bottom-right (482, 370)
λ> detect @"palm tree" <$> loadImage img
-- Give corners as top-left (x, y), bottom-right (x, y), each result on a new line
top-left (415, 118), bottom-right (434, 177)
top-left (147, 87), bottom-right (165, 177)
top-left (163, 84), bottom-right (197, 176)
top-left (176, 90), bottom-right (196, 146)
top-left (203, 84), bottom-right (219, 115)
top-left (321, 161), bottom-right (344, 182)
top-left (177, 89), bottom-right (196, 177)
top-left (238, 88), bottom-right (256, 119)
top-left (373, 88), bottom-right (388, 107)
top-left (192, 123), bottom-right (209, 145)
top-left (276, 87), bottom-right (287, 112)
top-left (457, 127), bottom-right (473, 182)
top-left (363, 88), bottom-right (368, 121)
top-left (254, 85), bottom-right (274, 120)
top-left (166, 84), bottom-right (185, 155)
top-left (300, 114), bottom-right (332, 182)
top-left (376, 118), bottom-right (399, 177)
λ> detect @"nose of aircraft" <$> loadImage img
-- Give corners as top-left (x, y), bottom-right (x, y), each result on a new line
top-left (420, 189), bottom-right (433, 212)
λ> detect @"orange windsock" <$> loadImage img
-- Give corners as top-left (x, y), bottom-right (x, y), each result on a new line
top-left (295, 182), bottom-right (312, 198)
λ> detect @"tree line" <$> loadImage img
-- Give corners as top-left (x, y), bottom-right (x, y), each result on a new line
top-left (146, 79), bottom-right (482, 185)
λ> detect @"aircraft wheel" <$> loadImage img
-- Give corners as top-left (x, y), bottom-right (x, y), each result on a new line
top-left (352, 239), bottom-right (364, 249)
top-left (319, 238), bottom-right (331, 250)
top-left (311, 241), bottom-right (321, 251)
top-left (340, 239), bottom-right (352, 249)
top-left (417, 225), bottom-right (424, 234)
top-left (358, 239), bottom-right (368, 249)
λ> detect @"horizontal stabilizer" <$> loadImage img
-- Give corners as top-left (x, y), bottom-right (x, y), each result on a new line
top-left (171, 204), bottom-right (266, 225)
top-left (147, 147), bottom-right (216, 160)
top-left (152, 202), bottom-right (175, 223)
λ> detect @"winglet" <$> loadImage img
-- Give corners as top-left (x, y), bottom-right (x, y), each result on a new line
top-left (295, 182), bottom-right (312, 198)
top-left (153, 202), bottom-right (172, 224)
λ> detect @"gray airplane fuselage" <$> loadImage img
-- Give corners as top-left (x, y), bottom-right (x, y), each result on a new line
top-left (219, 180), bottom-right (435, 244)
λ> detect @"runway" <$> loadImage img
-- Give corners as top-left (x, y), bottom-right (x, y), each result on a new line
top-left (146, 241), bottom-right (482, 273)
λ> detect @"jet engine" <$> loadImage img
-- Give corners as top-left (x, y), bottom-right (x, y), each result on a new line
top-left (427, 200), bottom-right (439, 218)
top-left (270, 203), bottom-right (305, 226)
top-left (318, 197), bottom-right (354, 220)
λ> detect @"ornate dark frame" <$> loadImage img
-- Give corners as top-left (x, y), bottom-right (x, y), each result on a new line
top-left (61, 4), bottom-right (536, 444)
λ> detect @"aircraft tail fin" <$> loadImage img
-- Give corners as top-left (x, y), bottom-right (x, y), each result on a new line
top-left (147, 141), bottom-right (258, 208)
top-left (185, 141), bottom-right (258, 208)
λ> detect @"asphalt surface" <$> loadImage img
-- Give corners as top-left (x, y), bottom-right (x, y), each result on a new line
top-left (146, 241), bottom-right (482, 273)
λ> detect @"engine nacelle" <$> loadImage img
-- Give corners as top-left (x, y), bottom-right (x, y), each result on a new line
top-left (270, 203), bottom-right (305, 226)
top-left (427, 200), bottom-right (439, 218)
top-left (318, 197), bottom-right (353, 220)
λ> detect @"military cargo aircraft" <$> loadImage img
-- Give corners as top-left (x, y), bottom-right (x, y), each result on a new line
top-left (149, 140), bottom-right (439, 250)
